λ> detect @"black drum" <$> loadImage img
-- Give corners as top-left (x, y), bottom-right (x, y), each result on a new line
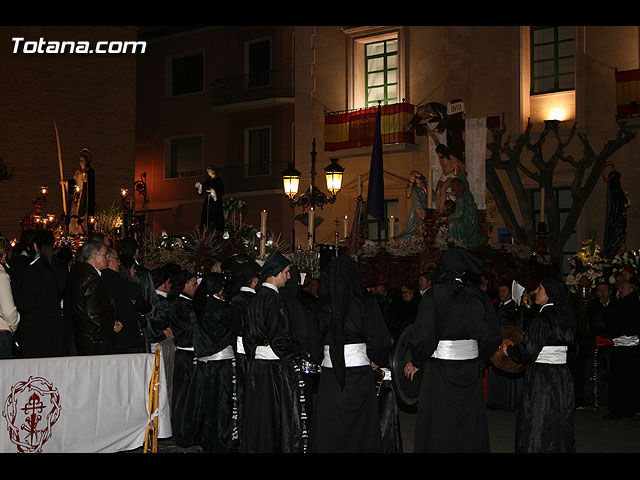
top-left (390, 324), bottom-right (423, 407)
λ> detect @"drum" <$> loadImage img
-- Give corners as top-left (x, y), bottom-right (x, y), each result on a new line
top-left (389, 324), bottom-right (423, 407)
top-left (490, 325), bottom-right (525, 374)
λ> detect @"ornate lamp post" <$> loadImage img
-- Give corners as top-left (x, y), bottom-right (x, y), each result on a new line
top-left (282, 138), bottom-right (345, 249)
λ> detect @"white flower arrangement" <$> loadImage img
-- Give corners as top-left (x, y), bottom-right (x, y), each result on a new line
top-left (566, 238), bottom-right (609, 294)
top-left (385, 235), bottom-right (425, 257)
top-left (609, 249), bottom-right (640, 283)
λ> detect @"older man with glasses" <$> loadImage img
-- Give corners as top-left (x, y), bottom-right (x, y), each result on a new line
top-left (67, 241), bottom-right (120, 355)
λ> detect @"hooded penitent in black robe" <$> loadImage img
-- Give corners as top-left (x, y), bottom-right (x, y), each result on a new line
top-left (168, 272), bottom-right (197, 447)
top-left (309, 255), bottom-right (392, 453)
top-left (242, 252), bottom-right (308, 453)
top-left (604, 292), bottom-right (640, 418)
top-left (410, 250), bottom-right (502, 453)
top-left (506, 278), bottom-right (576, 453)
top-left (181, 273), bottom-right (238, 452)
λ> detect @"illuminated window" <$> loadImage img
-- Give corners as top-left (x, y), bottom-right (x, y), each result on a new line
top-left (165, 135), bottom-right (203, 179)
top-left (364, 38), bottom-right (398, 107)
top-left (531, 26), bottom-right (575, 95)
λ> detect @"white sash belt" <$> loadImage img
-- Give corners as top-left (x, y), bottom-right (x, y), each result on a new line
top-left (613, 335), bottom-right (640, 347)
top-left (236, 336), bottom-right (246, 355)
top-left (322, 343), bottom-right (371, 368)
top-left (381, 366), bottom-right (392, 381)
top-left (197, 345), bottom-right (235, 362)
top-left (535, 346), bottom-right (567, 364)
top-left (176, 346), bottom-right (194, 352)
top-left (255, 345), bottom-right (280, 360)
top-left (431, 339), bottom-right (478, 360)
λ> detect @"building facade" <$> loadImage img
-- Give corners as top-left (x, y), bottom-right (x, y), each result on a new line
top-left (294, 26), bottom-right (640, 273)
top-left (135, 26), bottom-right (297, 248)
top-left (0, 26), bottom-right (138, 242)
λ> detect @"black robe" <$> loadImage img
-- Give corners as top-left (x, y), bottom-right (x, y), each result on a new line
top-left (181, 295), bottom-right (237, 452)
top-left (309, 292), bottom-right (392, 453)
top-left (242, 284), bottom-right (307, 453)
top-left (487, 299), bottom-right (524, 412)
top-left (229, 287), bottom-right (254, 450)
top-left (507, 304), bottom-right (576, 453)
top-left (14, 256), bottom-right (67, 358)
top-left (410, 279), bottom-right (502, 453)
top-left (199, 176), bottom-right (225, 231)
top-left (605, 293), bottom-right (640, 417)
top-left (586, 297), bottom-right (615, 406)
top-left (169, 293), bottom-right (196, 446)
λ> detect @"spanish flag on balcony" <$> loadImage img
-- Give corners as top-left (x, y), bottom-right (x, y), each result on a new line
top-left (615, 68), bottom-right (640, 119)
top-left (324, 102), bottom-right (415, 151)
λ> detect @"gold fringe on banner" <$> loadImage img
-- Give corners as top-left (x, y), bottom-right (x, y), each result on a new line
top-left (143, 349), bottom-right (161, 453)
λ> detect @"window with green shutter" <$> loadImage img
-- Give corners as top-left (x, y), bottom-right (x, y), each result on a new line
top-left (365, 38), bottom-right (398, 107)
top-left (531, 26), bottom-right (575, 95)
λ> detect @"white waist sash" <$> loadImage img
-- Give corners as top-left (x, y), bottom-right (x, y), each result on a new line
top-left (535, 346), bottom-right (567, 364)
top-left (381, 366), bottom-right (392, 381)
top-left (322, 343), bottom-right (371, 368)
top-left (431, 339), bottom-right (478, 360)
top-left (613, 335), bottom-right (640, 347)
top-left (255, 345), bottom-right (280, 360)
top-left (236, 336), bottom-right (246, 355)
top-left (197, 345), bottom-right (235, 362)
top-left (175, 346), bottom-right (194, 352)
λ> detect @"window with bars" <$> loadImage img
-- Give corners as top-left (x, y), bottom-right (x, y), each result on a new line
top-left (531, 26), bottom-right (575, 95)
top-left (365, 38), bottom-right (398, 107)
top-left (366, 199), bottom-right (398, 242)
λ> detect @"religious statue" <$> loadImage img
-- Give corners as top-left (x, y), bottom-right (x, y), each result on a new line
top-left (63, 148), bottom-right (95, 235)
top-left (196, 165), bottom-right (225, 231)
top-left (445, 177), bottom-right (485, 248)
top-left (396, 170), bottom-right (429, 239)
top-left (603, 167), bottom-right (629, 260)
top-left (434, 143), bottom-right (467, 216)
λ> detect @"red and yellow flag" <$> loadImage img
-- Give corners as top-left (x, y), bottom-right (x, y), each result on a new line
top-left (324, 102), bottom-right (415, 151)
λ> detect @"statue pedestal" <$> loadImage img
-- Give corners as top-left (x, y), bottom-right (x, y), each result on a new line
top-left (422, 209), bottom-right (437, 246)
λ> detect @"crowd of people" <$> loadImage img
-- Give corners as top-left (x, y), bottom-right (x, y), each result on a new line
top-left (0, 228), bottom-right (638, 453)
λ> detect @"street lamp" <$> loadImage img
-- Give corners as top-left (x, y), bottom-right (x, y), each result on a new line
top-left (282, 138), bottom-right (344, 210)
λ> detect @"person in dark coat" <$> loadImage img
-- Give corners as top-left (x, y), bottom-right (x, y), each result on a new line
top-left (67, 240), bottom-right (120, 355)
top-left (602, 279), bottom-right (640, 419)
top-left (7, 229), bottom-right (36, 299)
top-left (101, 249), bottom-right (147, 354)
top-left (147, 265), bottom-right (174, 349)
top-left (486, 280), bottom-right (524, 412)
top-left (196, 165), bottom-right (225, 231)
top-left (501, 277), bottom-right (576, 452)
top-left (242, 251), bottom-right (308, 453)
top-left (406, 249), bottom-right (502, 453)
top-left (14, 230), bottom-right (67, 358)
top-left (181, 272), bottom-right (238, 452)
top-left (169, 269), bottom-right (199, 447)
top-left (309, 255), bottom-right (392, 453)
top-left (587, 280), bottom-right (615, 407)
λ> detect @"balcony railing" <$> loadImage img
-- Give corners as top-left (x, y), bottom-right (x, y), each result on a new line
top-left (217, 162), bottom-right (289, 194)
top-left (212, 70), bottom-right (294, 107)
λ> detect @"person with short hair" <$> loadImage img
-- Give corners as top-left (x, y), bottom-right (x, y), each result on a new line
top-left (242, 251), bottom-right (308, 453)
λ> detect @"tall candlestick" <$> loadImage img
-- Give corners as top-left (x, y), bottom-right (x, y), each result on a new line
top-left (539, 187), bottom-right (545, 222)
top-left (357, 174), bottom-right (362, 197)
top-left (308, 208), bottom-right (315, 250)
top-left (343, 215), bottom-right (349, 238)
top-left (427, 166), bottom-right (433, 209)
top-left (389, 215), bottom-right (395, 239)
top-left (260, 210), bottom-right (267, 257)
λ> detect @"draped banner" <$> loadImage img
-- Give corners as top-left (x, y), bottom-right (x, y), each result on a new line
top-left (464, 117), bottom-right (487, 210)
top-left (324, 102), bottom-right (415, 151)
top-left (0, 353), bottom-right (171, 453)
top-left (615, 68), bottom-right (640, 119)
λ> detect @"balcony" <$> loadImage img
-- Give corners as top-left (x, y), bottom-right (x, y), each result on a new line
top-left (211, 70), bottom-right (294, 111)
top-left (217, 161), bottom-right (288, 195)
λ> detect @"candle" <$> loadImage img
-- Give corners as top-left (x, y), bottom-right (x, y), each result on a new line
top-left (260, 210), bottom-right (267, 257)
top-left (308, 208), bottom-right (315, 250)
top-left (389, 215), bottom-right (395, 239)
top-left (343, 215), bottom-right (349, 238)
top-left (539, 187), bottom-right (545, 222)
top-left (427, 166), bottom-right (433, 209)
